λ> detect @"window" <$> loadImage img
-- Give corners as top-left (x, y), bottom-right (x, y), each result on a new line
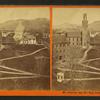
top-left (60, 44), bottom-right (62, 47)
top-left (77, 38), bottom-right (79, 41)
top-left (73, 38), bottom-right (74, 41)
top-left (65, 33), bottom-right (67, 37)
top-left (59, 56), bottom-right (62, 60)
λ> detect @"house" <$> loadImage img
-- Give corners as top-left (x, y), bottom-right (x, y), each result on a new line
top-left (2, 32), bottom-right (15, 45)
top-left (20, 34), bottom-right (37, 45)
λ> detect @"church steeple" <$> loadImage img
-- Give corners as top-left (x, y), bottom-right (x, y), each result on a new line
top-left (14, 21), bottom-right (24, 41)
top-left (83, 13), bottom-right (87, 20)
top-left (82, 13), bottom-right (90, 48)
top-left (82, 13), bottom-right (88, 29)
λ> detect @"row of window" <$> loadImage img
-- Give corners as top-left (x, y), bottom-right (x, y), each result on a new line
top-left (56, 55), bottom-right (65, 60)
top-left (53, 37), bottom-right (82, 48)
top-left (67, 37), bottom-right (82, 41)
top-left (54, 42), bottom-right (82, 48)
top-left (55, 49), bottom-right (66, 54)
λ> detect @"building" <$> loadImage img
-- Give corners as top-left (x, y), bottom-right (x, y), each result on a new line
top-left (0, 29), bottom-right (15, 46)
top-left (53, 13), bottom-right (90, 62)
top-left (2, 32), bottom-right (15, 45)
top-left (20, 33), bottom-right (37, 45)
top-left (53, 32), bottom-right (67, 61)
top-left (42, 32), bottom-right (50, 39)
top-left (53, 29), bottom-right (82, 61)
top-left (65, 29), bottom-right (82, 46)
top-left (82, 13), bottom-right (90, 48)
top-left (42, 32), bottom-right (50, 46)
top-left (13, 21), bottom-right (37, 45)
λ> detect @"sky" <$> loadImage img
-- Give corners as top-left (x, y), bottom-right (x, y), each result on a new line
top-left (0, 7), bottom-right (50, 23)
top-left (53, 8), bottom-right (100, 26)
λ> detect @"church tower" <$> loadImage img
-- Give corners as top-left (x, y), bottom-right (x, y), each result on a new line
top-left (14, 21), bottom-right (24, 42)
top-left (82, 13), bottom-right (90, 48)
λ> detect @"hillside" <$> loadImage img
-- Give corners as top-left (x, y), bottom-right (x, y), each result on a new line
top-left (54, 23), bottom-right (80, 31)
top-left (88, 21), bottom-right (100, 32)
top-left (54, 21), bottom-right (100, 34)
top-left (0, 18), bottom-right (50, 35)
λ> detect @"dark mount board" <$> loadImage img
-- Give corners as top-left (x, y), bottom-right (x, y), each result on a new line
top-left (0, 0), bottom-right (99, 5)
top-left (0, 0), bottom-right (50, 5)
top-left (52, 0), bottom-right (100, 5)
top-left (0, 96), bottom-right (100, 100)
top-left (0, 0), bottom-right (51, 5)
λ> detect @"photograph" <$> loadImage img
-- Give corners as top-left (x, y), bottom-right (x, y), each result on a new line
top-left (0, 7), bottom-right (50, 90)
top-left (52, 8), bottom-right (100, 91)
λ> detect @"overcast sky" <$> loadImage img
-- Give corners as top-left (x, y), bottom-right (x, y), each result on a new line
top-left (53, 8), bottom-right (100, 26)
top-left (0, 7), bottom-right (49, 23)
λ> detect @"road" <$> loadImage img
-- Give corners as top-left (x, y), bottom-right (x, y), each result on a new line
top-left (0, 46), bottom-right (50, 90)
top-left (53, 45), bottom-right (100, 91)
top-left (0, 46), bottom-right (49, 76)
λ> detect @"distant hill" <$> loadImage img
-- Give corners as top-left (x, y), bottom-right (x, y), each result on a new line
top-left (54, 21), bottom-right (100, 33)
top-left (55, 23), bottom-right (80, 30)
top-left (53, 23), bottom-right (81, 34)
top-left (89, 21), bottom-right (100, 32)
top-left (0, 18), bottom-right (50, 35)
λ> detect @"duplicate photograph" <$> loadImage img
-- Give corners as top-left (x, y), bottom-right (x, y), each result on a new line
top-left (52, 8), bottom-right (100, 91)
top-left (0, 7), bottom-right (50, 90)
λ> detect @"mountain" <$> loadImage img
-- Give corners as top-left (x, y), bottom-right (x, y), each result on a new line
top-left (54, 21), bottom-right (100, 33)
top-left (88, 21), bottom-right (100, 32)
top-left (0, 18), bottom-right (50, 34)
top-left (0, 20), bottom-right (19, 30)
top-left (54, 23), bottom-right (81, 34)
top-left (55, 23), bottom-right (80, 30)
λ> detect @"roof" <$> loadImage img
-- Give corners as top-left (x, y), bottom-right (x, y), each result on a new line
top-left (53, 29), bottom-right (82, 44)
top-left (54, 28), bottom-right (82, 38)
top-left (66, 31), bottom-right (82, 37)
top-left (53, 33), bottom-right (67, 44)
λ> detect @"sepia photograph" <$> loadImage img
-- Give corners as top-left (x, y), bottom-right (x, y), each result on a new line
top-left (0, 7), bottom-right (50, 90)
top-left (52, 8), bottom-right (100, 91)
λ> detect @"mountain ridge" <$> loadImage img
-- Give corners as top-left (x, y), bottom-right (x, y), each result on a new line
top-left (54, 20), bottom-right (100, 32)
top-left (0, 18), bottom-right (50, 35)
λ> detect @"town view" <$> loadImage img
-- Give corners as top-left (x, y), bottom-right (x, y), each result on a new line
top-left (0, 8), bottom-right (50, 90)
top-left (52, 8), bottom-right (100, 91)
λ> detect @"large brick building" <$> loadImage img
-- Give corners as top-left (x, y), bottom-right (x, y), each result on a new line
top-left (53, 32), bottom-right (67, 61)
